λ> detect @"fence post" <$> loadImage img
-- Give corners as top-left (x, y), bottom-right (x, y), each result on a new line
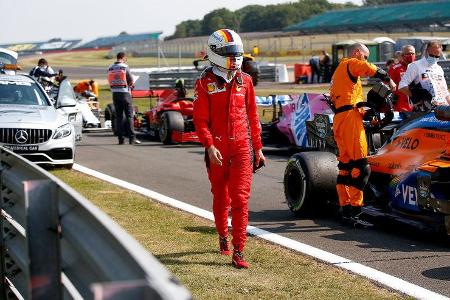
top-left (274, 40), bottom-right (278, 82)
top-left (24, 180), bottom-right (62, 300)
top-left (0, 165), bottom-right (7, 300)
top-left (178, 43), bottom-right (181, 70)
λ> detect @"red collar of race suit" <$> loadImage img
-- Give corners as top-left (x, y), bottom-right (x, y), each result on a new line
top-left (203, 67), bottom-right (243, 88)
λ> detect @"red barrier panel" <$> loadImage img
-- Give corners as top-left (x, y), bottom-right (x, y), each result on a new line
top-left (294, 64), bottom-right (312, 84)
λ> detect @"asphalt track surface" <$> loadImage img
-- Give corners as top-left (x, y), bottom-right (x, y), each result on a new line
top-left (62, 66), bottom-right (106, 79)
top-left (75, 131), bottom-right (450, 297)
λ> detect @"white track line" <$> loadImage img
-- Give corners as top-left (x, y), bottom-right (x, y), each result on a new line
top-left (73, 163), bottom-right (449, 300)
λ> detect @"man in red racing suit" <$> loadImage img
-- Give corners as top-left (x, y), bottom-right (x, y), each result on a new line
top-left (193, 66), bottom-right (264, 268)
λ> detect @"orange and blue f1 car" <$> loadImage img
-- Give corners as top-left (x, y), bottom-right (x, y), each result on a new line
top-left (284, 85), bottom-right (450, 236)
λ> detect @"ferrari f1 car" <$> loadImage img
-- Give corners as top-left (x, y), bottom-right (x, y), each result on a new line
top-left (283, 85), bottom-right (450, 236)
top-left (105, 87), bottom-right (198, 145)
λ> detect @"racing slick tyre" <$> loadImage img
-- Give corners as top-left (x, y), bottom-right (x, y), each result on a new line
top-left (105, 103), bottom-right (128, 137)
top-left (104, 103), bottom-right (114, 121)
top-left (159, 111), bottom-right (184, 145)
top-left (250, 73), bottom-right (259, 86)
top-left (284, 151), bottom-right (338, 216)
top-left (105, 104), bottom-right (117, 135)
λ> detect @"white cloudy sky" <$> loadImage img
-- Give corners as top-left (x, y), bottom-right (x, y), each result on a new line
top-left (0, 0), bottom-right (362, 44)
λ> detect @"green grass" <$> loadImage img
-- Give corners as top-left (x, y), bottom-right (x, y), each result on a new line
top-left (97, 85), bottom-right (156, 113)
top-left (19, 50), bottom-right (200, 69)
top-left (51, 169), bottom-right (408, 300)
top-left (18, 49), bottom-right (316, 70)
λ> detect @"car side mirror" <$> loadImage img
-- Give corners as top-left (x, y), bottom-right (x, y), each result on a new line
top-left (57, 96), bottom-right (77, 108)
top-left (434, 105), bottom-right (450, 121)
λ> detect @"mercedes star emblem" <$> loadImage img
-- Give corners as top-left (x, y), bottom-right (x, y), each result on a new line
top-left (15, 130), bottom-right (28, 144)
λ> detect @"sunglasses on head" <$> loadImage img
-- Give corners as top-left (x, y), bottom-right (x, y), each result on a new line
top-left (363, 55), bottom-right (368, 60)
top-left (428, 54), bottom-right (440, 58)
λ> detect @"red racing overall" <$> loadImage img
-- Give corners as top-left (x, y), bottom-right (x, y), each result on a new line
top-left (193, 68), bottom-right (262, 252)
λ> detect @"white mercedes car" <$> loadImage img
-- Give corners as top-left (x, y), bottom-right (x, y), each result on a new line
top-left (0, 73), bottom-right (77, 168)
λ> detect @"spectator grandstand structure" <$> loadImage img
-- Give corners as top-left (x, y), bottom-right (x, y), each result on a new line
top-left (0, 38), bottom-right (81, 55)
top-left (0, 31), bottom-right (163, 55)
top-left (285, 0), bottom-right (450, 34)
top-left (77, 31), bottom-right (162, 49)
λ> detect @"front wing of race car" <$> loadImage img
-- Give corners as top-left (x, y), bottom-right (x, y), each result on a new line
top-left (171, 130), bottom-right (199, 143)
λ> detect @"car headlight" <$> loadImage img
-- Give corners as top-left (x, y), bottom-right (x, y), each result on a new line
top-left (53, 123), bottom-right (72, 139)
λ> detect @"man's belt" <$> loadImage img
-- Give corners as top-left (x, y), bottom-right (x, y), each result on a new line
top-left (335, 102), bottom-right (370, 114)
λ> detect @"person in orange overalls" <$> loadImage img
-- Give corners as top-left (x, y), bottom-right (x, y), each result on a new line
top-left (330, 43), bottom-right (396, 223)
top-left (193, 29), bottom-right (265, 269)
top-left (73, 79), bottom-right (99, 98)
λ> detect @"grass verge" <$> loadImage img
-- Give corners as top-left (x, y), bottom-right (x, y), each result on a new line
top-left (18, 50), bottom-right (200, 69)
top-left (18, 50), bottom-right (316, 69)
top-left (51, 169), bottom-right (407, 300)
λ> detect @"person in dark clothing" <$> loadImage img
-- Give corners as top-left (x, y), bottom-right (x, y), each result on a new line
top-left (309, 55), bottom-right (320, 83)
top-left (320, 50), bottom-right (331, 83)
top-left (29, 58), bottom-right (58, 79)
top-left (107, 52), bottom-right (140, 145)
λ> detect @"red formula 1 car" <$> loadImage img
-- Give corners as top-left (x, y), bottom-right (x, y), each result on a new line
top-left (105, 88), bottom-right (198, 144)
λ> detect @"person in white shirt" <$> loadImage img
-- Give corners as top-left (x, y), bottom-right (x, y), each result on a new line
top-left (399, 41), bottom-right (449, 108)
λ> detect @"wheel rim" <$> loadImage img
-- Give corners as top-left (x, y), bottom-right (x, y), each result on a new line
top-left (159, 116), bottom-right (167, 141)
top-left (286, 165), bottom-right (306, 211)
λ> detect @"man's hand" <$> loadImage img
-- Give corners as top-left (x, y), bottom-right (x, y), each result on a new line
top-left (388, 79), bottom-right (396, 91)
top-left (255, 149), bottom-right (266, 168)
top-left (207, 146), bottom-right (223, 166)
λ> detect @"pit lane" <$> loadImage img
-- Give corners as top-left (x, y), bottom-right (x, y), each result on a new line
top-left (75, 132), bottom-right (450, 297)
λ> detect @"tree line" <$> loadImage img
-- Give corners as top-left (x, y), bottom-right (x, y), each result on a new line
top-left (166, 0), bottom-right (413, 40)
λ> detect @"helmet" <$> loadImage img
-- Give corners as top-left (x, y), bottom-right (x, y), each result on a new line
top-left (206, 29), bottom-right (244, 71)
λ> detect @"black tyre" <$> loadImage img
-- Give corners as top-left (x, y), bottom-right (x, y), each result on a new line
top-left (284, 151), bottom-right (338, 215)
top-left (159, 111), bottom-right (184, 144)
top-left (251, 73), bottom-right (259, 86)
top-left (105, 103), bottom-right (118, 135)
top-left (104, 103), bottom-right (114, 121)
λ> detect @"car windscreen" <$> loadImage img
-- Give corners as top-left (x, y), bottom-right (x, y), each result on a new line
top-left (0, 80), bottom-right (50, 106)
top-left (0, 52), bottom-right (17, 65)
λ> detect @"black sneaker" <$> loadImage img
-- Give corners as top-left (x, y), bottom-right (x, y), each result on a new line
top-left (339, 205), bottom-right (352, 224)
top-left (129, 139), bottom-right (141, 145)
top-left (118, 139), bottom-right (124, 145)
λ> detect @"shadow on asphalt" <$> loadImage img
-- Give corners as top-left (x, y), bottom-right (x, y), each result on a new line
top-left (249, 208), bottom-right (450, 252)
top-left (422, 266), bottom-right (450, 281)
top-left (85, 133), bottom-right (116, 138)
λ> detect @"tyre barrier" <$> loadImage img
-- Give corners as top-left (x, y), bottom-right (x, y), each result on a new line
top-left (0, 147), bottom-right (191, 300)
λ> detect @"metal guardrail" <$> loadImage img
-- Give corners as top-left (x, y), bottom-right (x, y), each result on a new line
top-left (148, 69), bottom-right (200, 89)
top-left (439, 60), bottom-right (450, 85)
top-left (0, 147), bottom-right (191, 300)
top-left (143, 65), bottom-right (281, 89)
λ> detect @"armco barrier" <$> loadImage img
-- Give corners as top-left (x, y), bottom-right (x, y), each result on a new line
top-left (132, 64), bottom-right (287, 90)
top-left (0, 147), bottom-right (191, 300)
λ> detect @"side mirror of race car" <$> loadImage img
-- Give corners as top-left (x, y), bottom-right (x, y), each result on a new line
top-left (434, 105), bottom-right (450, 121)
